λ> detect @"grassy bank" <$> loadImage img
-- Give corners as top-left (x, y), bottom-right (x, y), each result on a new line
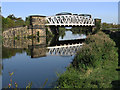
top-left (57, 31), bottom-right (118, 88)
top-left (103, 30), bottom-right (120, 88)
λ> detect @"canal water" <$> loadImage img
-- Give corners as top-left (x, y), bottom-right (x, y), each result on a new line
top-left (2, 31), bottom-right (86, 88)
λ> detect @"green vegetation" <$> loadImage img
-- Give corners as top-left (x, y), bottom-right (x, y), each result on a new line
top-left (106, 31), bottom-right (120, 67)
top-left (25, 16), bottom-right (30, 26)
top-left (59, 27), bottom-right (66, 39)
top-left (102, 23), bottom-right (118, 29)
top-left (94, 19), bottom-right (101, 33)
top-left (57, 31), bottom-right (118, 88)
top-left (7, 72), bottom-right (32, 89)
top-left (101, 23), bottom-right (119, 31)
top-left (2, 14), bottom-right (30, 31)
top-left (70, 27), bottom-right (92, 35)
top-left (6, 71), bottom-right (48, 88)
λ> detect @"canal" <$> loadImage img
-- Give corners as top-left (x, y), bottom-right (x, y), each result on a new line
top-left (2, 30), bottom-right (87, 88)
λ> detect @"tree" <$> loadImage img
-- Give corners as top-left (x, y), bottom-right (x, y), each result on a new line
top-left (102, 23), bottom-right (108, 30)
top-left (15, 19), bottom-right (25, 27)
top-left (2, 16), bottom-right (8, 31)
top-left (59, 27), bottom-right (66, 39)
top-left (25, 16), bottom-right (30, 26)
top-left (7, 14), bottom-right (16, 20)
top-left (7, 18), bottom-right (15, 28)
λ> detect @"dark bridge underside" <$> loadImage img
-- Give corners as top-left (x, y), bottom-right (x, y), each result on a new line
top-left (48, 26), bottom-right (94, 35)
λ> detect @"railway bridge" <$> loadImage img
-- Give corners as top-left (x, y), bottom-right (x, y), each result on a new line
top-left (45, 12), bottom-right (94, 26)
top-left (30, 12), bottom-right (101, 34)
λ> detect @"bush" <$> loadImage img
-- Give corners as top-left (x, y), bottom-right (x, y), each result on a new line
top-left (72, 31), bottom-right (117, 70)
top-left (57, 31), bottom-right (118, 88)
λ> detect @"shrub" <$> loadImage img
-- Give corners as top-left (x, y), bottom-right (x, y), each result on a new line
top-left (72, 31), bottom-right (117, 70)
top-left (57, 31), bottom-right (118, 88)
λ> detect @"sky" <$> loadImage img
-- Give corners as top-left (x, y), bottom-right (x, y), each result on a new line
top-left (1, 0), bottom-right (120, 2)
top-left (1, 2), bottom-right (118, 24)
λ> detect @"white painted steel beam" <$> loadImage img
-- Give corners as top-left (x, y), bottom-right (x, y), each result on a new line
top-left (45, 15), bottom-right (95, 26)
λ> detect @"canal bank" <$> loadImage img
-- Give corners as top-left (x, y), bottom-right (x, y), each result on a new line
top-left (56, 31), bottom-right (118, 88)
top-left (102, 30), bottom-right (120, 88)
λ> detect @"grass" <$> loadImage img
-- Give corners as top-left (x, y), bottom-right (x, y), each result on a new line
top-left (57, 60), bottom-right (118, 88)
top-left (56, 31), bottom-right (118, 88)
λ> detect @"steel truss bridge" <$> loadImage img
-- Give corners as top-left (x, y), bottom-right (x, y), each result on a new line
top-left (45, 13), bottom-right (95, 26)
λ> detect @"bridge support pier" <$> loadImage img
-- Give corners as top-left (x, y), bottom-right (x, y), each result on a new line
top-left (47, 26), bottom-right (59, 35)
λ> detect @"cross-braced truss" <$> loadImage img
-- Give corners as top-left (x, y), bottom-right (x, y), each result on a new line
top-left (45, 15), bottom-right (95, 26)
top-left (47, 43), bottom-right (82, 56)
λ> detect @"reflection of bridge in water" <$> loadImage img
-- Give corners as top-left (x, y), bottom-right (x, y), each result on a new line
top-left (3, 37), bottom-right (84, 58)
top-left (28, 38), bottom-right (84, 57)
top-left (47, 43), bottom-right (82, 56)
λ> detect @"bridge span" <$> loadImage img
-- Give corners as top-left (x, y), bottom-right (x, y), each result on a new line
top-left (29, 12), bottom-right (101, 35)
top-left (30, 13), bottom-right (95, 27)
top-left (46, 14), bottom-right (95, 26)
